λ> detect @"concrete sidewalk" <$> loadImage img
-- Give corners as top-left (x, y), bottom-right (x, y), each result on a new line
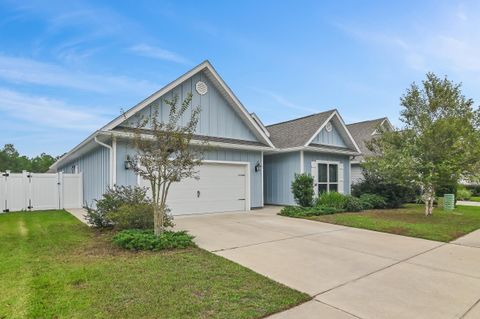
top-left (175, 207), bottom-right (480, 319)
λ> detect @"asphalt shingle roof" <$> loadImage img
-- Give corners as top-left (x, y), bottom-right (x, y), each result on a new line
top-left (346, 118), bottom-right (387, 160)
top-left (266, 110), bottom-right (336, 149)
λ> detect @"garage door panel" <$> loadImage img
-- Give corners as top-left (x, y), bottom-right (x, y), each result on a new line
top-left (140, 162), bottom-right (248, 215)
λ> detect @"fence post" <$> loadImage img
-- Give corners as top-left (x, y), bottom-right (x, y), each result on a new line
top-left (58, 172), bottom-right (64, 210)
top-left (4, 170), bottom-right (10, 212)
top-left (22, 170), bottom-right (29, 211)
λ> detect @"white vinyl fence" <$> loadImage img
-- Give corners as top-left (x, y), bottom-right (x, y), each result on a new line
top-left (0, 171), bottom-right (83, 212)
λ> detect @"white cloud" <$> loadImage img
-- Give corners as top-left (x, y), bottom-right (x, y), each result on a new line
top-left (254, 88), bottom-right (318, 113)
top-left (0, 88), bottom-right (112, 131)
top-left (130, 44), bottom-right (190, 64)
top-left (334, 3), bottom-right (480, 75)
top-left (0, 54), bottom-right (157, 94)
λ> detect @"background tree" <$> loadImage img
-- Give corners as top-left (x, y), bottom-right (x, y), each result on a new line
top-left (0, 144), bottom-right (56, 173)
top-left (130, 93), bottom-right (205, 235)
top-left (364, 73), bottom-right (480, 216)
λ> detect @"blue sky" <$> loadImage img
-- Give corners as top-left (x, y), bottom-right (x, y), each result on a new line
top-left (1, 0), bottom-right (479, 157)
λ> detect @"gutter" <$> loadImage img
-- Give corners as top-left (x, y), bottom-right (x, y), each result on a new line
top-left (94, 136), bottom-right (116, 187)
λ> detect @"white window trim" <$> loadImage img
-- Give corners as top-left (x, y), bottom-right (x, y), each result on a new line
top-left (313, 160), bottom-right (341, 196)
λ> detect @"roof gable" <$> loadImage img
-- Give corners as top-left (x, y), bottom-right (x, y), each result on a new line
top-left (267, 110), bottom-right (360, 153)
top-left (103, 60), bottom-right (274, 148)
top-left (347, 117), bottom-right (393, 160)
top-left (119, 71), bottom-right (259, 142)
top-left (311, 122), bottom-right (348, 147)
top-left (266, 110), bottom-right (335, 149)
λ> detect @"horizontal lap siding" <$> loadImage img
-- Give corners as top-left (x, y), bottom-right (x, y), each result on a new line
top-left (264, 152), bottom-right (301, 205)
top-left (59, 146), bottom-right (110, 207)
top-left (303, 151), bottom-right (351, 194)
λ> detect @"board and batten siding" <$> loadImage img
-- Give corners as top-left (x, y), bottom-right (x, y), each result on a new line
top-left (58, 146), bottom-right (110, 207)
top-left (115, 140), bottom-right (263, 208)
top-left (311, 124), bottom-right (347, 147)
top-left (264, 152), bottom-right (301, 205)
top-left (120, 71), bottom-right (258, 142)
top-left (303, 151), bottom-right (351, 195)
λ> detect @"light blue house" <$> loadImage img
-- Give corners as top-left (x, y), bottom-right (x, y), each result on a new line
top-left (50, 61), bottom-right (361, 214)
top-left (264, 111), bottom-right (361, 206)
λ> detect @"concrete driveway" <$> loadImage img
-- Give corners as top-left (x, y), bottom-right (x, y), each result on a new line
top-left (175, 206), bottom-right (480, 319)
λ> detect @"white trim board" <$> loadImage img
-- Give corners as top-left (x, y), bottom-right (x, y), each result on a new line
top-left (304, 110), bottom-right (361, 154)
top-left (102, 61), bottom-right (274, 148)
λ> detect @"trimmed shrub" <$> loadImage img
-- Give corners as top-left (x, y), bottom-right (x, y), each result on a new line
top-left (315, 192), bottom-right (348, 210)
top-left (85, 206), bottom-right (112, 228)
top-left (84, 186), bottom-right (173, 229)
top-left (85, 186), bottom-right (151, 228)
top-left (344, 195), bottom-right (363, 212)
top-left (107, 203), bottom-right (153, 230)
top-left (113, 229), bottom-right (195, 251)
top-left (291, 173), bottom-right (314, 207)
top-left (457, 187), bottom-right (472, 200)
top-left (279, 205), bottom-right (343, 217)
top-left (359, 194), bottom-right (387, 210)
top-left (352, 173), bottom-right (417, 208)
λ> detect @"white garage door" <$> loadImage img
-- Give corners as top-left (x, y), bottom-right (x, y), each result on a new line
top-left (140, 162), bottom-right (249, 215)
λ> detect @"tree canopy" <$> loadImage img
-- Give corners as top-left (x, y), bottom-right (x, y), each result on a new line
top-left (364, 73), bottom-right (480, 215)
top-left (0, 144), bottom-right (57, 173)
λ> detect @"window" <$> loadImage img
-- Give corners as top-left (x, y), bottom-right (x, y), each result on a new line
top-left (317, 163), bottom-right (338, 194)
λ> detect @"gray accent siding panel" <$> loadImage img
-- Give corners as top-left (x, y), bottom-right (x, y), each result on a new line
top-left (351, 163), bottom-right (364, 185)
top-left (59, 146), bottom-right (110, 207)
top-left (312, 124), bottom-right (347, 147)
top-left (303, 151), bottom-right (351, 194)
top-left (122, 71), bottom-right (258, 142)
top-left (264, 152), bottom-right (301, 205)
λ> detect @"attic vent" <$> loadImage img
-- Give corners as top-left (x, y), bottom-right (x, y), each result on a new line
top-left (195, 81), bottom-right (208, 95)
top-left (325, 121), bottom-right (333, 132)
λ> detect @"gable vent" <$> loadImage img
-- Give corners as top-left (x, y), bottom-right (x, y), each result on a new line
top-left (195, 81), bottom-right (208, 95)
top-left (325, 121), bottom-right (333, 132)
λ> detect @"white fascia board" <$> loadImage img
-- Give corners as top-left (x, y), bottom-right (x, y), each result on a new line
top-left (49, 131), bottom-right (100, 171)
top-left (100, 130), bottom-right (274, 152)
top-left (304, 110), bottom-right (361, 154)
top-left (101, 60), bottom-right (275, 149)
top-left (264, 145), bottom-right (359, 156)
top-left (204, 64), bottom-right (275, 148)
top-left (305, 146), bottom-right (360, 156)
top-left (304, 111), bottom-right (337, 147)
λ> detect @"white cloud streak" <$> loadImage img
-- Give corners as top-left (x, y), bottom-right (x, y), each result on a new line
top-left (129, 44), bottom-right (190, 64)
top-left (0, 88), bottom-right (112, 131)
top-left (254, 88), bottom-right (318, 113)
top-left (0, 54), bottom-right (157, 94)
top-left (335, 2), bottom-right (480, 74)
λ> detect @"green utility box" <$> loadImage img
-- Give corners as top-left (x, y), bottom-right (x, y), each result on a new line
top-left (444, 194), bottom-right (455, 211)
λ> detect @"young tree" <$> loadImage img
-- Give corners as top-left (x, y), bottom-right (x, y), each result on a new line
top-left (364, 73), bottom-right (480, 216)
top-left (129, 93), bottom-right (205, 235)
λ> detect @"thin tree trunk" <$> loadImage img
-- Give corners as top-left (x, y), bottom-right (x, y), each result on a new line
top-left (153, 204), bottom-right (162, 236)
top-left (424, 186), bottom-right (435, 216)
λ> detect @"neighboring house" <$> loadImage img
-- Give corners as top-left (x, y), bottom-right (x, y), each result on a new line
top-left (50, 61), bottom-right (275, 215)
top-left (347, 118), bottom-right (394, 184)
top-left (264, 111), bottom-right (361, 206)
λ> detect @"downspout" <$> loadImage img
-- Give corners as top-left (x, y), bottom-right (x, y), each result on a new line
top-left (94, 136), bottom-right (115, 187)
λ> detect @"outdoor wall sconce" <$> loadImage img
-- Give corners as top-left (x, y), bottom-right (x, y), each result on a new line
top-left (124, 155), bottom-right (133, 170)
top-left (255, 161), bottom-right (262, 172)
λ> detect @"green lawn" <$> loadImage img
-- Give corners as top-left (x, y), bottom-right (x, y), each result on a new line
top-left (470, 196), bottom-right (480, 202)
top-left (305, 204), bottom-right (480, 242)
top-left (0, 211), bottom-right (309, 319)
